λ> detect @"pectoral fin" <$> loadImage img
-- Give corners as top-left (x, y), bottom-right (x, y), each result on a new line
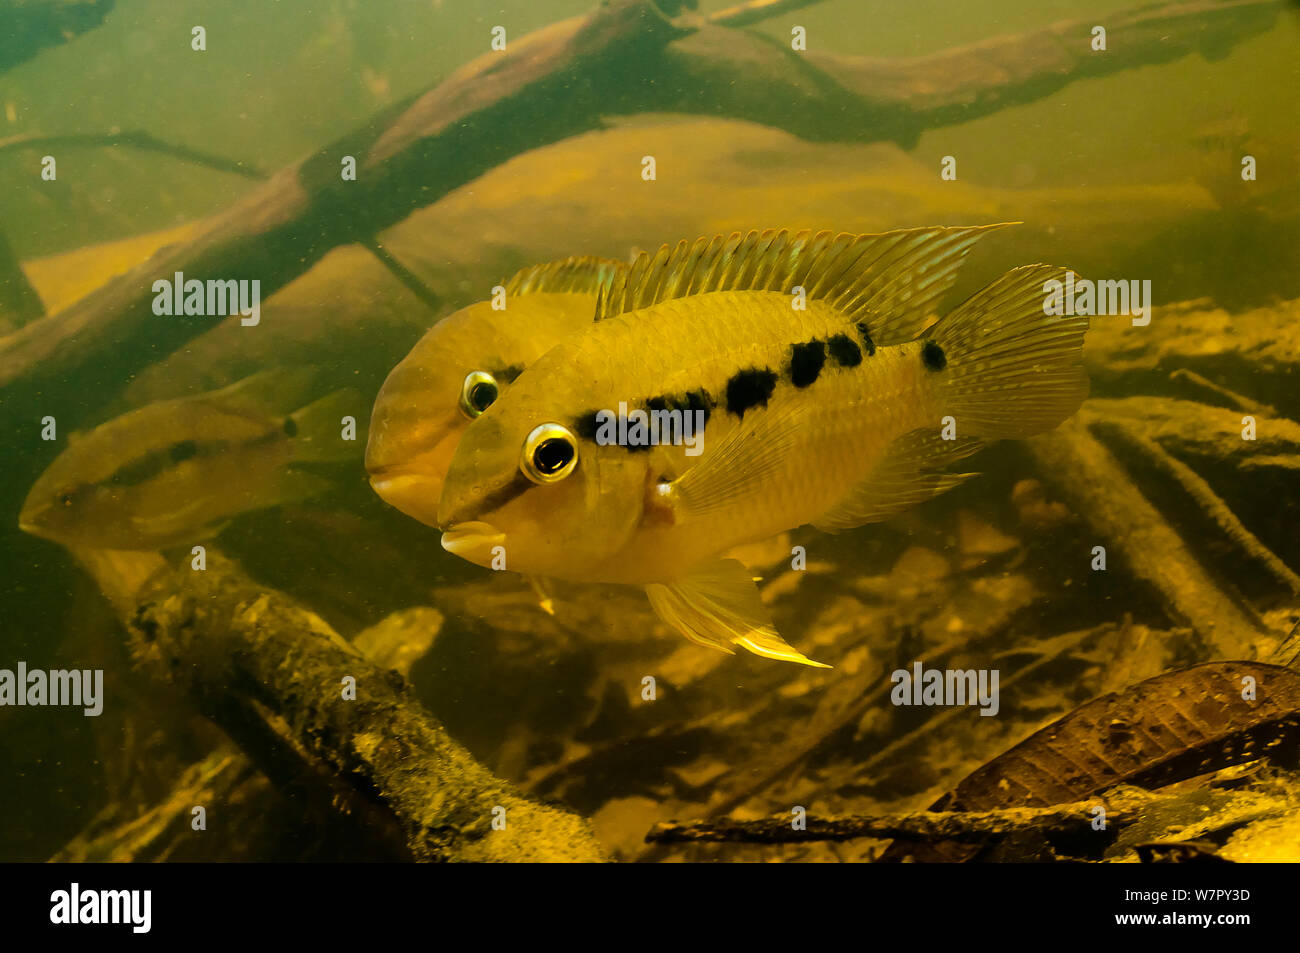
top-left (813, 428), bottom-right (983, 532)
top-left (666, 400), bottom-right (804, 519)
top-left (645, 559), bottom-right (829, 667)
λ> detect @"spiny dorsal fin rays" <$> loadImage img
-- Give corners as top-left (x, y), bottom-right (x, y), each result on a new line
top-left (597, 224), bottom-right (1015, 345)
top-left (827, 226), bottom-right (1006, 340)
top-left (502, 256), bottom-right (628, 298)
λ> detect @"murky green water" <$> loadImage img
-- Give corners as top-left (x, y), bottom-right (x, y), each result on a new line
top-left (2, 0), bottom-right (1298, 863)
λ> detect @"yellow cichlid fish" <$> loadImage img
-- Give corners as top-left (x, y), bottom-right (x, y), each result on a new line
top-left (437, 225), bottom-right (1090, 666)
top-left (365, 256), bottom-right (627, 528)
top-left (20, 369), bottom-right (358, 551)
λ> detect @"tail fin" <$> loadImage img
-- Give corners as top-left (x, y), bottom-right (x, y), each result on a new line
top-left (288, 389), bottom-right (364, 463)
top-left (927, 265), bottom-right (1089, 440)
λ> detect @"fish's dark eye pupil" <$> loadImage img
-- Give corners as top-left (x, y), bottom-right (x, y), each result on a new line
top-left (533, 437), bottom-right (574, 475)
top-left (469, 380), bottom-right (498, 412)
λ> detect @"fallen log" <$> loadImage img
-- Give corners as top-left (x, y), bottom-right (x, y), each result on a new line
top-left (0, 0), bottom-right (1278, 469)
top-left (74, 548), bottom-right (607, 862)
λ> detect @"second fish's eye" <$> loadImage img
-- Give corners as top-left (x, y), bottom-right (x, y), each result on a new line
top-left (458, 370), bottom-right (499, 418)
top-left (521, 423), bottom-right (578, 484)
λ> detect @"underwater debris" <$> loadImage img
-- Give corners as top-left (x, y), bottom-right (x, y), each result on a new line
top-left (880, 660), bottom-right (1300, 861)
top-left (0, 0), bottom-right (1276, 488)
top-left (74, 546), bottom-right (607, 862)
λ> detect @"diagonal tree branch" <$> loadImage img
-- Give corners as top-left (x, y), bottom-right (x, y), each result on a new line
top-left (0, 0), bottom-right (1278, 478)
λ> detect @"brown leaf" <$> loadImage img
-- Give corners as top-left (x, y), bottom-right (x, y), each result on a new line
top-left (882, 661), bottom-right (1300, 861)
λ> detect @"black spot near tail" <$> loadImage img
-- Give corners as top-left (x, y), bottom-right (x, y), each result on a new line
top-left (827, 334), bottom-right (862, 368)
top-left (922, 339), bottom-right (947, 371)
top-left (854, 321), bottom-right (876, 357)
top-left (788, 340), bottom-right (826, 388)
top-left (725, 368), bottom-right (778, 417)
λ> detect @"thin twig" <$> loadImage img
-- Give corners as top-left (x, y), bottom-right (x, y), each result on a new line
top-left (647, 790), bottom-right (1157, 844)
top-left (709, 0), bottom-right (829, 28)
top-left (0, 131), bottom-right (267, 179)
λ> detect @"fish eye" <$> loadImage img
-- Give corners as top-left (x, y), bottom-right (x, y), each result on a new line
top-left (458, 370), bottom-right (499, 419)
top-left (520, 423), bottom-right (578, 484)
top-left (57, 487), bottom-right (78, 507)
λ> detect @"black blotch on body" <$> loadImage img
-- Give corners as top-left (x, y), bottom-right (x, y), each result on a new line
top-left (169, 439), bottom-right (199, 462)
top-left (576, 389), bottom-right (714, 452)
top-left (827, 334), bottom-right (862, 368)
top-left (647, 389), bottom-right (713, 428)
top-left (282, 417), bottom-right (298, 437)
top-left (109, 441), bottom-right (206, 488)
top-left (854, 321), bottom-right (877, 356)
top-left (922, 339), bottom-right (947, 371)
top-left (788, 340), bottom-right (826, 388)
top-left (725, 368), bottom-right (778, 417)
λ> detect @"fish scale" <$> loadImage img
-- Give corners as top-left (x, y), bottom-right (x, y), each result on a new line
top-left (439, 228), bottom-right (1088, 664)
top-left (559, 292), bottom-right (945, 581)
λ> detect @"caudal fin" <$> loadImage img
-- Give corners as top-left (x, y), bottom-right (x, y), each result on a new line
top-left (927, 265), bottom-right (1089, 440)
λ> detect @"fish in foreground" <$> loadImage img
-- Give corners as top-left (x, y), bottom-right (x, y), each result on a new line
top-left (438, 225), bottom-right (1090, 666)
top-left (365, 256), bottom-right (627, 529)
top-left (20, 369), bottom-right (358, 550)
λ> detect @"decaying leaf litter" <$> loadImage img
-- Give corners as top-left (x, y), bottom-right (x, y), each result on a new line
top-left (4, 0), bottom-right (1299, 862)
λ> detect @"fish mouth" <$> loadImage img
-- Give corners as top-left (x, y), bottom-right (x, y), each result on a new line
top-left (368, 465), bottom-right (446, 528)
top-left (16, 505), bottom-right (50, 539)
top-left (365, 427), bottom-right (461, 529)
top-left (440, 521), bottom-right (505, 562)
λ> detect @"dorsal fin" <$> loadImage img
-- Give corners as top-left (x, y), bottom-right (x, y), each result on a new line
top-left (201, 367), bottom-right (320, 418)
top-left (502, 256), bottom-right (628, 298)
top-left (597, 224), bottom-right (1013, 345)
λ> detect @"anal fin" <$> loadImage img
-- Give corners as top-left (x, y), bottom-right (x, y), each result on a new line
top-left (813, 429), bottom-right (983, 532)
top-left (645, 558), bottom-right (829, 668)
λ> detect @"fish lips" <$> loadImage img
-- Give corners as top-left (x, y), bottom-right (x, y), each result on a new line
top-left (16, 491), bottom-right (55, 540)
top-left (440, 521), bottom-right (505, 565)
top-left (366, 429), bottom-right (463, 529)
top-left (367, 465), bottom-right (447, 528)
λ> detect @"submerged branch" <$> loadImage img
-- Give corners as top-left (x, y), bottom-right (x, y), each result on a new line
top-left (75, 548), bottom-right (607, 862)
top-left (647, 790), bottom-right (1159, 845)
top-left (0, 0), bottom-right (1277, 479)
top-left (0, 131), bottom-right (268, 179)
top-left (1026, 420), bottom-right (1269, 657)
